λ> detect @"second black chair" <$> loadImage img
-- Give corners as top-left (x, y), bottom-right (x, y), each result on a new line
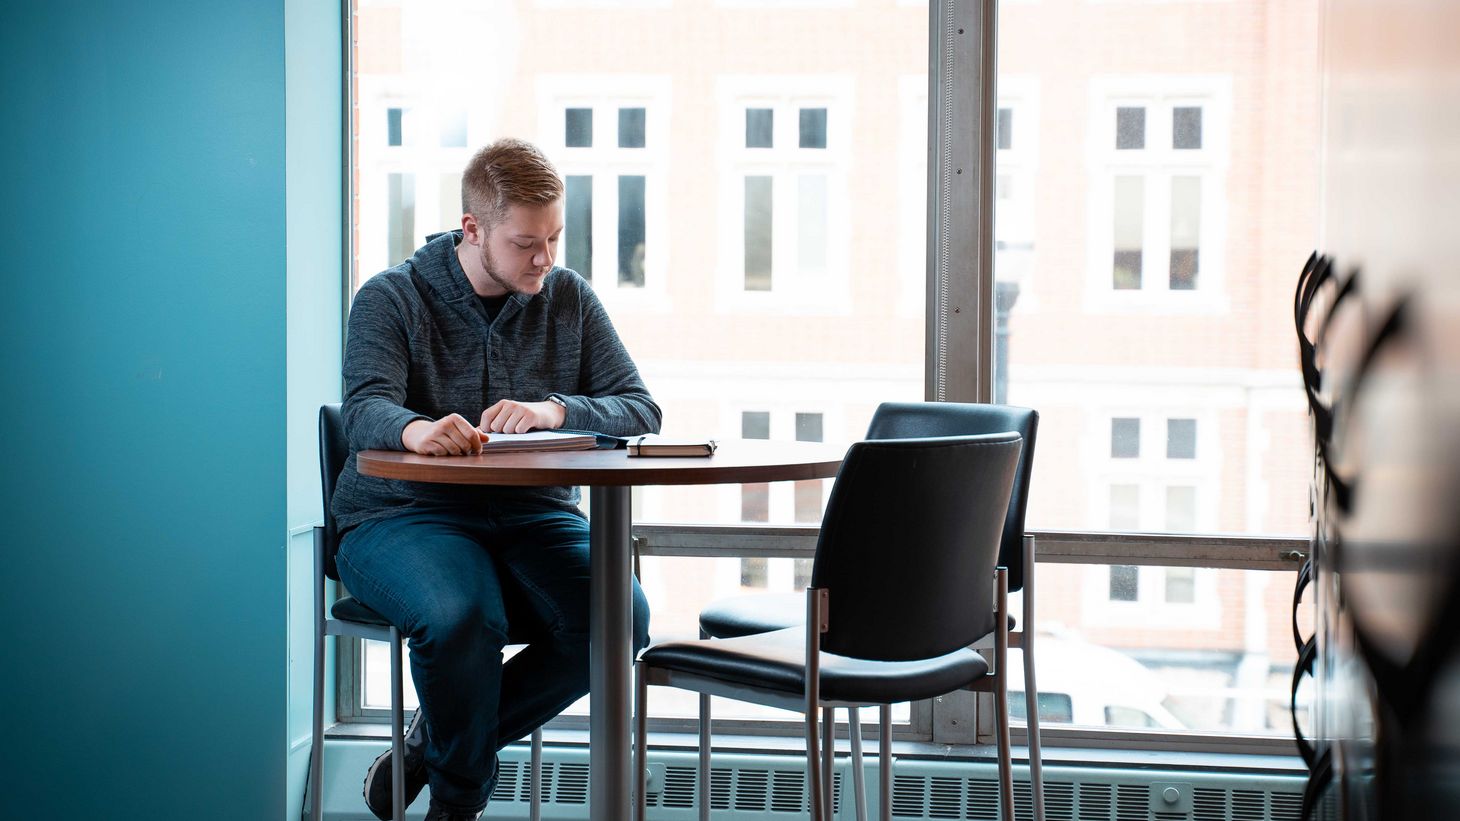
top-left (695, 401), bottom-right (1043, 821)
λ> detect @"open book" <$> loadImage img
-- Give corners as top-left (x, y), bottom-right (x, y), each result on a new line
top-left (626, 434), bottom-right (719, 457)
top-left (478, 430), bottom-right (599, 453)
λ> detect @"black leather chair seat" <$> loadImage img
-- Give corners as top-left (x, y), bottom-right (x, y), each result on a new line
top-left (331, 595), bottom-right (392, 626)
top-left (641, 627), bottom-right (989, 705)
top-left (699, 592), bottom-right (804, 638)
top-left (332, 594), bottom-right (544, 644)
top-left (700, 592), bottom-right (1017, 640)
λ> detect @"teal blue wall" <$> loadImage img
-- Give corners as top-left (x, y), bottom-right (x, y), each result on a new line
top-left (0, 0), bottom-right (341, 817)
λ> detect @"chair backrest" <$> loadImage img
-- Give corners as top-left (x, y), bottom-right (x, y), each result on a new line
top-left (811, 433), bottom-right (1022, 662)
top-left (865, 402), bottom-right (1039, 592)
top-left (318, 403), bottom-right (350, 581)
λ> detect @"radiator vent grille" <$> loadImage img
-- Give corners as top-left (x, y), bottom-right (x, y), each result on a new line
top-left (881, 774), bottom-right (1304, 821)
top-left (770, 769), bottom-right (805, 813)
top-left (1233, 789), bottom-right (1267, 821)
top-left (1079, 782), bottom-right (1113, 819)
top-left (554, 762), bottom-right (588, 804)
top-left (660, 765), bottom-right (696, 808)
top-left (966, 778), bottom-right (1000, 819)
top-left (489, 760), bottom-right (560, 804)
top-left (1271, 790), bottom-right (1303, 821)
top-left (711, 767), bottom-right (733, 809)
top-left (1194, 787), bottom-right (1227, 820)
top-left (929, 775), bottom-right (964, 818)
top-left (736, 769), bottom-right (768, 811)
top-left (632, 762), bottom-right (840, 814)
top-left (1013, 780), bottom-right (1036, 821)
top-left (892, 773), bottom-right (925, 816)
top-left (1045, 781), bottom-right (1076, 821)
top-left (1116, 784), bottom-right (1148, 820)
top-left (481, 748), bottom-right (1305, 819)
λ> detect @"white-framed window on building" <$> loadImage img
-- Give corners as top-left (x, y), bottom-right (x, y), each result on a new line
top-left (1090, 410), bottom-right (1222, 630)
top-left (737, 408), bottom-right (822, 592)
top-left (537, 76), bottom-right (671, 307)
top-left (1084, 559), bottom-right (1221, 632)
top-left (734, 408), bottom-right (828, 526)
top-left (1097, 411), bottom-right (1216, 536)
top-left (1086, 77), bottom-right (1230, 312)
top-left (356, 90), bottom-right (476, 288)
top-left (716, 77), bottom-right (852, 313)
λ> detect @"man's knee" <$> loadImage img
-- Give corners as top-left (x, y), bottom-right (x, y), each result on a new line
top-left (414, 597), bottom-right (510, 652)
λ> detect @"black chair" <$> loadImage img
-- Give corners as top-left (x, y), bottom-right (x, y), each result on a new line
top-left (695, 401), bottom-right (1043, 821)
top-left (635, 433), bottom-right (1025, 821)
top-left (308, 404), bottom-right (543, 821)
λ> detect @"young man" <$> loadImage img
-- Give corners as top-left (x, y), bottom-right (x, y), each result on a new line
top-left (332, 138), bottom-right (659, 821)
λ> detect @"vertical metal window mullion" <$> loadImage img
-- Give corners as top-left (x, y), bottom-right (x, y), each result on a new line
top-left (927, 0), bottom-right (998, 745)
top-left (926, 0), bottom-right (995, 405)
top-left (341, 0), bottom-right (355, 351)
top-left (337, 0), bottom-right (360, 726)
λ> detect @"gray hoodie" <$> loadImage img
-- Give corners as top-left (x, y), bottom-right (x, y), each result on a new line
top-left (331, 230), bottom-right (661, 531)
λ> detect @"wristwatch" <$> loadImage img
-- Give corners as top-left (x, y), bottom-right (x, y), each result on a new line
top-left (545, 394), bottom-right (568, 410)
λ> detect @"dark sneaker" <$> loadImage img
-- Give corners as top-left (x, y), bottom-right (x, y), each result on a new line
top-left (423, 803), bottom-right (482, 821)
top-left (363, 708), bottom-right (429, 821)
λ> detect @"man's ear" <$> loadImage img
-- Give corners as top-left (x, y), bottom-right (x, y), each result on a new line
top-left (461, 212), bottom-right (483, 245)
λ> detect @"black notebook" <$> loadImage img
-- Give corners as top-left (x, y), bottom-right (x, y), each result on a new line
top-left (625, 434), bottom-right (719, 457)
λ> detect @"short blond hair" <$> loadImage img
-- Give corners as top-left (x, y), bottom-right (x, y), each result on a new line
top-left (461, 138), bottom-right (564, 229)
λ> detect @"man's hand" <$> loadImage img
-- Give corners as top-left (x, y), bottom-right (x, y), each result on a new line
top-left (401, 414), bottom-right (485, 456)
top-left (480, 399), bottom-right (566, 434)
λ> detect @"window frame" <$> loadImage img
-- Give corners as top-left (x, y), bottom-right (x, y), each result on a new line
top-left (337, 0), bottom-right (1309, 759)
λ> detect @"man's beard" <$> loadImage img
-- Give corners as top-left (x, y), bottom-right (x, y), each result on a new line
top-left (480, 243), bottom-right (525, 296)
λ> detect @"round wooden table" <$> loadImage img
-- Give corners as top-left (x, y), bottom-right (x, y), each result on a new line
top-left (357, 438), bottom-right (846, 820)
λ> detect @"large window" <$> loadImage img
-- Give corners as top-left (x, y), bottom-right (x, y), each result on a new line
top-left (991, 1), bottom-right (1320, 746)
top-left (349, 0), bottom-right (925, 731)
top-left (346, 0), bottom-right (1319, 751)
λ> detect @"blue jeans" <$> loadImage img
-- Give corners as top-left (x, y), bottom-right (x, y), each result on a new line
top-left (338, 505), bottom-right (651, 813)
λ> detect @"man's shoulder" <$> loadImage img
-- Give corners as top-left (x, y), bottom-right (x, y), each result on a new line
top-left (360, 234), bottom-right (460, 298)
top-left (541, 267), bottom-right (600, 311)
top-left (355, 265), bottom-right (420, 306)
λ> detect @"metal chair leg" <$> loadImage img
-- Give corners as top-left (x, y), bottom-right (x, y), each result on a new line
top-left (699, 692), bottom-right (711, 821)
top-left (389, 627), bottom-right (405, 821)
top-left (531, 727), bottom-right (544, 821)
top-left (848, 707), bottom-right (868, 821)
top-left (878, 706), bottom-right (892, 821)
top-left (806, 589), bottom-right (825, 821)
top-left (822, 707), bottom-right (835, 817)
top-left (994, 570), bottom-right (1014, 821)
top-left (634, 663), bottom-right (648, 821)
top-left (1023, 534), bottom-right (1046, 821)
top-left (697, 626), bottom-right (711, 821)
top-left (805, 707), bottom-right (823, 821)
